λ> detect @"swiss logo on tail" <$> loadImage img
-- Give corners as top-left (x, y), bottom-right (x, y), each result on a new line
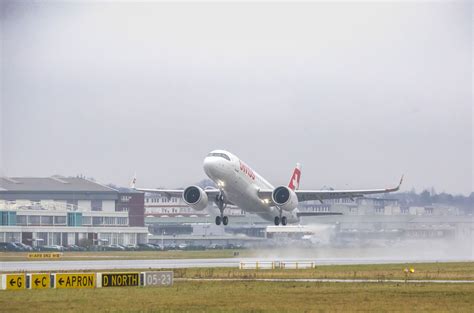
top-left (288, 163), bottom-right (302, 191)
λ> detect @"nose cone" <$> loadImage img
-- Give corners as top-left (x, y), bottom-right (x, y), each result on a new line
top-left (203, 157), bottom-right (214, 177)
top-left (203, 156), bottom-right (225, 179)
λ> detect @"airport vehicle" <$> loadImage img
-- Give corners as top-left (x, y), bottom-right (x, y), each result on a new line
top-left (133, 150), bottom-right (402, 226)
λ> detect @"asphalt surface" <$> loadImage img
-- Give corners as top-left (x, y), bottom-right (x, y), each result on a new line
top-left (177, 278), bottom-right (474, 284)
top-left (1, 257), bottom-right (472, 272)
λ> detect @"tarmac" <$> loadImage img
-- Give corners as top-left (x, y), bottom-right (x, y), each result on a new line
top-left (1, 257), bottom-right (472, 272)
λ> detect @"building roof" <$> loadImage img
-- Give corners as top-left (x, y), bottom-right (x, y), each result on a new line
top-left (0, 177), bottom-right (117, 193)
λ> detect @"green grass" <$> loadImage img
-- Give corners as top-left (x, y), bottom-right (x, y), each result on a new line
top-left (1, 281), bottom-right (473, 312)
top-left (174, 262), bottom-right (474, 281)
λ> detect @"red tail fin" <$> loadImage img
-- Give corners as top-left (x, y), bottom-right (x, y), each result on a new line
top-left (288, 163), bottom-right (302, 191)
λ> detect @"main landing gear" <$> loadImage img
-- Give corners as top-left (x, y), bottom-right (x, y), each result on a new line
top-left (215, 215), bottom-right (229, 226)
top-left (274, 216), bottom-right (287, 226)
top-left (274, 206), bottom-right (287, 226)
top-left (215, 193), bottom-right (229, 226)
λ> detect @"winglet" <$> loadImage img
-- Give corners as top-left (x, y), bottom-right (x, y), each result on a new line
top-left (385, 174), bottom-right (404, 192)
top-left (398, 174), bottom-right (404, 188)
top-left (130, 173), bottom-right (137, 189)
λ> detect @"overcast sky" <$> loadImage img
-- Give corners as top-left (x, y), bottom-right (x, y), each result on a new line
top-left (1, 1), bottom-right (472, 195)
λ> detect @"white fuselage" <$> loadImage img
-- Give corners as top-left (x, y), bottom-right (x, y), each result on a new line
top-left (203, 150), bottom-right (298, 223)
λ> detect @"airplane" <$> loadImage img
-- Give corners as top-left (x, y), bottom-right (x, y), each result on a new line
top-left (132, 150), bottom-right (403, 226)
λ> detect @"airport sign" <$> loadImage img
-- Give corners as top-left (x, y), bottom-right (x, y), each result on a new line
top-left (28, 273), bottom-right (51, 289)
top-left (99, 272), bottom-right (140, 288)
top-left (142, 271), bottom-right (173, 287)
top-left (28, 253), bottom-right (62, 259)
top-left (53, 273), bottom-right (96, 289)
top-left (1, 273), bottom-right (26, 290)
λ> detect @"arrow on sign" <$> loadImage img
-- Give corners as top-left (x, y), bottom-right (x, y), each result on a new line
top-left (9, 278), bottom-right (15, 286)
top-left (58, 278), bottom-right (65, 285)
top-left (35, 278), bottom-right (41, 286)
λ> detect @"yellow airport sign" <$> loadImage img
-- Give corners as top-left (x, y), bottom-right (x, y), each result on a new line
top-left (100, 272), bottom-right (140, 288)
top-left (28, 253), bottom-right (62, 259)
top-left (1, 274), bottom-right (26, 290)
top-left (54, 273), bottom-right (96, 289)
top-left (28, 273), bottom-right (51, 289)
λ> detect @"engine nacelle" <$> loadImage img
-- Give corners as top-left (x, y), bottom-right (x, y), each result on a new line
top-left (183, 186), bottom-right (208, 211)
top-left (272, 186), bottom-right (299, 212)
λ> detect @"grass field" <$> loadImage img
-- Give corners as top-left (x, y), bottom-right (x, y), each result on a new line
top-left (175, 262), bottom-right (474, 281)
top-left (1, 280), bottom-right (473, 312)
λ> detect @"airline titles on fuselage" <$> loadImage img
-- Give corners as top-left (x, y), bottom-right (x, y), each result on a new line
top-left (239, 160), bottom-right (255, 180)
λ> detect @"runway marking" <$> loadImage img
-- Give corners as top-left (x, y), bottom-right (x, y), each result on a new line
top-left (176, 278), bottom-right (474, 284)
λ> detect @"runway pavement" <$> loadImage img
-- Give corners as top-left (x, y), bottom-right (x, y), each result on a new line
top-left (177, 278), bottom-right (474, 284)
top-left (1, 257), bottom-right (472, 272)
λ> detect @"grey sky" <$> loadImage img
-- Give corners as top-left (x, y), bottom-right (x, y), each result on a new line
top-left (1, 1), bottom-right (472, 194)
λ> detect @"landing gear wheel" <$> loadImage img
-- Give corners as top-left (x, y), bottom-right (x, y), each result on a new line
top-left (222, 216), bottom-right (229, 226)
top-left (281, 216), bottom-right (287, 226)
top-left (274, 216), bottom-right (280, 226)
top-left (215, 216), bottom-right (222, 225)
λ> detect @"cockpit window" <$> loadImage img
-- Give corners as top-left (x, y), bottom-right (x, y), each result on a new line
top-left (207, 152), bottom-right (231, 161)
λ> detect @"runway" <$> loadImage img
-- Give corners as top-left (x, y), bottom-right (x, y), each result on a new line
top-left (177, 278), bottom-right (474, 284)
top-left (1, 257), bottom-right (471, 272)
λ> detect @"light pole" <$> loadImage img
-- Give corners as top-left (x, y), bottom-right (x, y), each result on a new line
top-left (161, 229), bottom-right (165, 250)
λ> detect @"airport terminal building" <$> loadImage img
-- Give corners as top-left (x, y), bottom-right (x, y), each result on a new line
top-left (0, 177), bottom-right (149, 247)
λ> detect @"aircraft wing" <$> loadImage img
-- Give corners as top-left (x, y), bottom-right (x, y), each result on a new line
top-left (130, 175), bottom-right (221, 198)
top-left (258, 176), bottom-right (403, 203)
top-left (133, 187), bottom-right (221, 199)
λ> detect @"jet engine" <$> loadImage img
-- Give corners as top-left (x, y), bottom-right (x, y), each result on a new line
top-left (272, 186), bottom-right (298, 212)
top-left (183, 186), bottom-right (208, 211)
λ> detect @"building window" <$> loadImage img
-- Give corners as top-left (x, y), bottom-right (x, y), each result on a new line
top-left (16, 215), bottom-right (27, 225)
top-left (91, 200), bottom-right (102, 211)
top-left (54, 216), bottom-right (67, 225)
top-left (82, 216), bottom-right (92, 225)
top-left (92, 217), bottom-right (103, 225)
top-left (28, 215), bottom-right (41, 225)
top-left (67, 212), bottom-right (83, 226)
top-left (375, 207), bottom-right (384, 214)
top-left (117, 217), bottom-right (128, 225)
top-left (41, 216), bottom-right (54, 225)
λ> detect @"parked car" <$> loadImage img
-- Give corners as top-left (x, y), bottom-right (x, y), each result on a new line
top-left (137, 243), bottom-right (158, 251)
top-left (177, 243), bottom-right (188, 250)
top-left (40, 245), bottom-right (64, 252)
top-left (165, 243), bottom-right (177, 250)
top-left (65, 244), bottom-right (86, 251)
top-left (0, 242), bottom-right (24, 252)
top-left (124, 244), bottom-right (138, 251)
top-left (208, 244), bottom-right (224, 250)
top-left (104, 244), bottom-right (125, 251)
top-left (13, 242), bottom-right (33, 251)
